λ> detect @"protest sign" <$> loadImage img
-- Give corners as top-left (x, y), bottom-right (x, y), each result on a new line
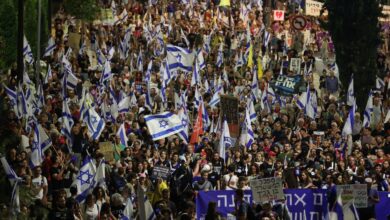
top-left (99, 141), bottom-right (114, 162)
top-left (305, 0), bottom-right (327, 17)
top-left (249, 177), bottom-right (284, 203)
top-left (380, 5), bottom-right (390, 22)
top-left (274, 75), bottom-right (302, 95)
top-left (196, 189), bottom-right (329, 220)
top-left (220, 95), bottom-right (239, 138)
top-left (152, 166), bottom-right (170, 179)
top-left (273, 10), bottom-right (285, 21)
top-left (337, 184), bottom-right (367, 208)
top-left (289, 58), bottom-right (301, 74)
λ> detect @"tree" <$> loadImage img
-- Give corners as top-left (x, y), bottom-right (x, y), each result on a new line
top-left (322, 0), bottom-right (382, 110)
top-left (0, 0), bottom-right (17, 71)
top-left (63, 0), bottom-right (99, 22)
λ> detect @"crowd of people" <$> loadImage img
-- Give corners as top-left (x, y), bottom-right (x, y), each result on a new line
top-left (0, 0), bottom-right (390, 219)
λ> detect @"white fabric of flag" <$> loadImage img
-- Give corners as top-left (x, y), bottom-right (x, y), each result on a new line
top-left (4, 85), bottom-right (19, 117)
top-left (114, 8), bottom-right (128, 25)
top-left (118, 96), bottom-right (130, 113)
top-left (73, 156), bottom-right (97, 203)
top-left (209, 77), bottom-right (224, 107)
top-left (363, 92), bottom-right (373, 128)
top-left (1, 157), bottom-right (22, 215)
top-left (342, 100), bottom-right (356, 136)
top-left (84, 107), bottom-right (106, 140)
top-left (137, 182), bottom-right (156, 220)
top-left (23, 36), bottom-right (34, 65)
top-left (44, 64), bottom-right (52, 84)
top-left (376, 75), bottom-right (385, 89)
top-left (178, 107), bottom-right (189, 144)
top-left (137, 50), bottom-right (143, 72)
top-left (43, 37), bottom-right (56, 57)
top-left (244, 109), bottom-right (255, 148)
top-left (347, 75), bottom-right (354, 106)
top-left (191, 58), bottom-right (201, 86)
top-left (30, 123), bottom-right (52, 168)
top-left (101, 61), bottom-right (112, 84)
top-left (61, 99), bottom-right (74, 142)
top-left (194, 86), bottom-right (202, 109)
top-left (216, 43), bottom-right (224, 67)
top-left (197, 49), bottom-right (206, 70)
top-left (167, 44), bottom-right (195, 72)
top-left (219, 119), bottom-right (232, 161)
top-left (117, 123), bottom-right (128, 148)
top-left (144, 112), bottom-right (184, 141)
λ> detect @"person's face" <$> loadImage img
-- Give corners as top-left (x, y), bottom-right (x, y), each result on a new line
top-left (201, 172), bottom-right (208, 180)
top-left (33, 167), bottom-right (42, 176)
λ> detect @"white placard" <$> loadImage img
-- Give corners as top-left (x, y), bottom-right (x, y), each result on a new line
top-left (337, 184), bottom-right (367, 208)
top-left (273, 10), bottom-right (285, 21)
top-left (250, 177), bottom-right (284, 203)
top-left (305, 0), bottom-right (328, 17)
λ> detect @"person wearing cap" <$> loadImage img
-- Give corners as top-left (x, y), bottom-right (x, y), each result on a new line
top-left (358, 177), bottom-right (380, 219)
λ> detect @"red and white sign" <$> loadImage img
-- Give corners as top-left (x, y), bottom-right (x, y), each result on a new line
top-left (291, 16), bottom-right (307, 31)
top-left (273, 10), bottom-right (285, 21)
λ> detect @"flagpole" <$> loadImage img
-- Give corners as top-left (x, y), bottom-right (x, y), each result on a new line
top-left (17, 0), bottom-right (24, 83)
top-left (36, 0), bottom-right (42, 89)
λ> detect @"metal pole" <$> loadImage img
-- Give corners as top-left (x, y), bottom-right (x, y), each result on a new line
top-left (17, 0), bottom-right (24, 83)
top-left (36, 0), bottom-right (42, 88)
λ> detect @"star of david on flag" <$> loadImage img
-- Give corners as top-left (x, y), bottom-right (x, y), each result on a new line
top-left (144, 112), bottom-right (184, 141)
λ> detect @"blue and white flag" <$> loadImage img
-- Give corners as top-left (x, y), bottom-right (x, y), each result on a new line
top-left (376, 75), bottom-right (385, 89)
top-left (44, 64), bottom-right (52, 84)
top-left (4, 85), bottom-right (19, 117)
top-left (114, 8), bottom-right (128, 25)
top-left (219, 119), bottom-right (232, 160)
top-left (264, 30), bottom-right (271, 48)
top-left (122, 197), bottom-right (134, 220)
top-left (144, 112), bottom-right (183, 141)
top-left (235, 51), bottom-right (244, 71)
top-left (17, 84), bottom-right (28, 117)
top-left (347, 75), bottom-right (354, 106)
top-left (73, 156), bottom-right (97, 203)
top-left (137, 181), bottom-right (156, 220)
top-left (118, 96), bottom-right (130, 113)
top-left (329, 188), bottom-right (360, 220)
top-left (23, 36), bottom-right (34, 65)
top-left (84, 107), bottom-right (106, 140)
top-left (61, 99), bottom-right (74, 142)
top-left (342, 99), bottom-right (356, 136)
top-left (197, 49), bottom-right (206, 70)
top-left (30, 124), bottom-right (52, 168)
top-left (251, 69), bottom-right (260, 101)
top-left (117, 123), bottom-right (128, 148)
top-left (137, 50), bottom-right (143, 72)
top-left (178, 108), bottom-right (189, 144)
top-left (145, 60), bottom-right (153, 82)
top-left (43, 37), bottom-right (56, 57)
top-left (296, 84), bottom-right (317, 119)
top-left (202, 100), bottom-right (211, 130)
top-left (194, 86), bottom-right (202, 109)
top-left (167, 44), bottom-right (195, 72)
top-left (244, 109), bottom-right (254, 148)
top-left (1, 157), bottom-right (22, 215)
top-left (247, 100), bottom-right (256, 122)
top-left (216, 43), bottom-right (224, 68)
top-left (101, 61), bottom-right (112, 84)
top-left (209, 77), bottom-right (224, 107)
top-left (180, 28), bottom-right (190, 47)
top-left (363, 92), bottom-right (373, 128)
top-left (191, 58), bottom-right (201, 86)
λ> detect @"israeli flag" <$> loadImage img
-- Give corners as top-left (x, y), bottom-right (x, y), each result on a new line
top-left (1, 156), bottom-right (22, 214)
top-left (117, 123), bottom-right (128, 148)
top-left (247, 100), bottom-right (256, 122)
top-left (44, 64), bottom-right (52, 84)
top-left (17, 84), bottom-right (28, 117)
top-left (23, 36), bottom-right (34, 65)
top-left (203, 34), bottom-right (211, 54)
top-left (204, 79), bottom-right (211, 94)
top-left (191, 58), bottom-right (201, 86)
top-left (145, 80), bottom-right (153, 111)
top-left (96, 48), bottom-right (106, 66)
top-left (216, 43), bottom-right (224, 68)
top-left (145, 60), bottom-right (153, 82)
top-left (329, 188), bottom-right (360, 220)
top-left (209, 77), bottom-right (224, 107)
top-left (376, 75), bottom-right (385, 89)
top-left (235, 51), bottom-right (244, 71)
top-left (296, 84), bottom-right (317, 119)
top-left (4, 85), bottom-right (19, 117)
top-left (167, 44), bottom-right (195, 72)
top-left (137, 50), bottom-right (143, 72)
top-left (101, 61), bottom-right (112, 84)
top-left (342, 99), bottom-right (356, 136)
top-left (264, 30), bottom-right (271, 47)
top-left (122, 197), bottom-right (134, 220)
top-left (118, 96), bottom-right (130, 113)
top-left (144, 112), bottom-right (184, 141)
top-left (178, 107), bottom-right (189, 144)
top-left (84, 107), bottom-right (106, 140)
top-left (137, 181), bottom-right (156, 220)
top-left (61, 99), bottom-right (74, 142)
top-left (30, 123), bottom-right (52, 168)
top-left (251, 68), bottom-right (260, 101)
top-left (219, 119), bottom-right (232, 160)
top-left (244, 109), bottom-right (254, 148)
top-left (73, 156), bottom-right (97, 203)
top-left (363, 91), bottom-right (373, 128)
top-left (196, 49), bottom-right (206, 70)
top-left (202, 100), bottom-right (211, 130)
top-left (347, 75), bottom-right (354, 106)
top-left (180, 28), bottom-right (190, 47)
top-left (43, 37), bottom-right (56, 57)
top-left (194, 86), bottom-right (202, 109)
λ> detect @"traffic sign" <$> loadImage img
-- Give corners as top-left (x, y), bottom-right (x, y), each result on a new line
top-left (291, 16), bottom-right (307, 31)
